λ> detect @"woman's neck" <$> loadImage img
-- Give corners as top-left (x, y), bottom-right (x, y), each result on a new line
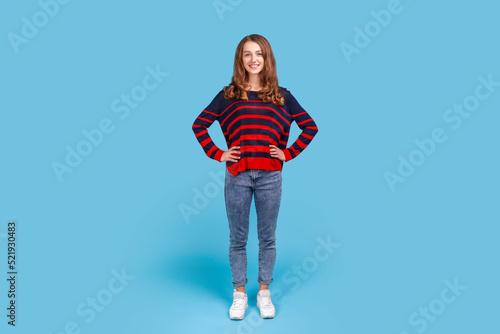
top-left (247, 74), bottom-right (262, 91)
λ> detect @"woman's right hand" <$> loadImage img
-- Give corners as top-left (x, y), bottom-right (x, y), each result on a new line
top-left (221, 146), bottom-right (241, 162)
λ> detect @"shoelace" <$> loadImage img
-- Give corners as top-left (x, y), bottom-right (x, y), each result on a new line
top-left (232, 298), bottom-right (246, 309)
top-left (259, 296), bottom-right (273, 307)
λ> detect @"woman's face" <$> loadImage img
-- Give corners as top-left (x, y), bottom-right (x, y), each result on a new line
top-left (242, 41), bottom-right (264, 76)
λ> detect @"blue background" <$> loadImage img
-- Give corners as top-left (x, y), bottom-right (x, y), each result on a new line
top-left (1, 0), bottom-right (499, 333)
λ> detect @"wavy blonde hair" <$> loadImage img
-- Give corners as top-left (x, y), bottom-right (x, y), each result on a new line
top-left (223, 34), bottom-right (284, 106)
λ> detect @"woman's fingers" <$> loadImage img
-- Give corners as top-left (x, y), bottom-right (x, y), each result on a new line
top-left (224, 145), bottom-right (285, 162)
top-left (230, 146), bottom-right (241, 158)
top-left (221, 146), bottom-right (240, 162)
top-left (269, 145), bottom-right (285, 161)
top-left (224, 145), bottom-right (284, 162)
top-left (228, 147), bottom-right (240, 156)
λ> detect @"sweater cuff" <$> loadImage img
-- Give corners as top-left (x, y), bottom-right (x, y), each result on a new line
top-left (214, 149), bottom-right (224, 162)
top-left (283, 148), bottom-right (293, 162)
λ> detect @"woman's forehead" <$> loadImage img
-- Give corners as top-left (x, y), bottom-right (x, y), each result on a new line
top-left (243, 41), bottom-right (261, 52)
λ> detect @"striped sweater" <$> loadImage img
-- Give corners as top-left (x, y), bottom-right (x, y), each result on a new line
top-left (192, 87), bottom-right (318, 176)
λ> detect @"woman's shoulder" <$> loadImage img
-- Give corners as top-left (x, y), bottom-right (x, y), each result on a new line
top-left (214, 88), bottom-right (226, 98)
top-left (203, 87), bottom-right (231, 113)
top-left (208, 88), bottom-right (227, 103)
top-left (211, 87), bottom-right (237, 109)
top-left (279, 86), bottom-right (294, 98)
top-left (279, 86), bottom-right (289, 94)
top-left (279, 86), bottom-right (297, 102)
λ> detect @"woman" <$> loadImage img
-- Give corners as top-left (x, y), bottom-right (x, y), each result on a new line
top-left (192, 34), bottom-right (318, 320)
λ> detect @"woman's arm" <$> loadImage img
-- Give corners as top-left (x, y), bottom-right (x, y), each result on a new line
top-left (192, 108), bottom-right (225, 161)
top-left (282, 90), bottom-right (319, 162)
top-left (193, 90), bottom-right (240, 162)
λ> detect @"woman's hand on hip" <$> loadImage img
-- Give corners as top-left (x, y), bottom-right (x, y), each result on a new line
top-left (270, 145), bottom-right (285, 161)
top-left (221, 146), bottom-right (241, 162)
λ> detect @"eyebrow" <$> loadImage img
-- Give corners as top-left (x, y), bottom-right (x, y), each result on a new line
top-left (243, 50), bottom-right (262, 53)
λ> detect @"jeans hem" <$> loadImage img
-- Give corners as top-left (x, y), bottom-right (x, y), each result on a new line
top-left (257, 278), bottom-right (273, 285)
top-left (233, 279), bottom-right (248, 288)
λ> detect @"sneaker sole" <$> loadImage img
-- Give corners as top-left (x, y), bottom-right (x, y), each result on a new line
top-left (229, 304), bottom-right (248, 320)
top-left (259, 313), bottom-right (275, 319)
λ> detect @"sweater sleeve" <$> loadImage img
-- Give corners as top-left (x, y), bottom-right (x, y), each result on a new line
top-left (192, 90), bottom-right (225, 162)
top-left (282, 90), bottom-right (318, 162)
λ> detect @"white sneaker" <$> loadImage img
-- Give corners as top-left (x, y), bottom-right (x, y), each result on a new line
top-left (257, 289), bottom-right (275, 318)
top-left (229, 290), bottom-right (248, 320)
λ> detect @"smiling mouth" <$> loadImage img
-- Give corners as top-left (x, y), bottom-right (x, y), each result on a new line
top-left (249, 64), bottom-right (260, 69)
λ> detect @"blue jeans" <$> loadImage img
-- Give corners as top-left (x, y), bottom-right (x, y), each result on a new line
top-left (224, 169), bottom-right (282, 287)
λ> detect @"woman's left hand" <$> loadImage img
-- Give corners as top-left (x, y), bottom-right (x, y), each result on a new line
top-left (270, 145), bottom-right (285, 161)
